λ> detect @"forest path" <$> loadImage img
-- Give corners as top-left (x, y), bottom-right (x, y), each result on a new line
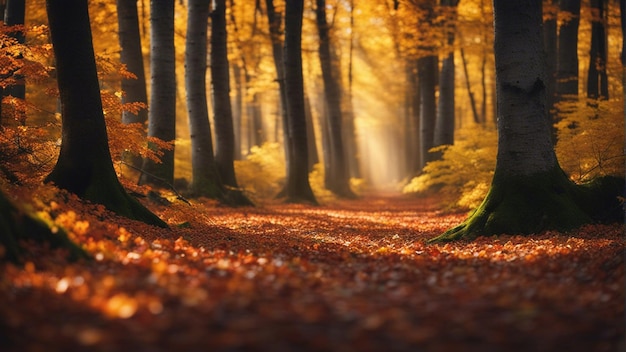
top-left (1, 186), bottom-right (623, 351)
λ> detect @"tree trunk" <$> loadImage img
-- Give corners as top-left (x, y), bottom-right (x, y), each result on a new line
top-left (283, 0), bottom-right (317, 204)
top-left (404, 60), bottom-right (420, 175)
top-left (185, 0), bottom-right (225, 200)
top-left (315, 0), bottom-right (355, 198)
top-left (117, 0), bottom-right (148, 173)
top-left (140, 0), bottom-right (176, 187)
top-left (3, 0), bottom-right (26, 125)
top-left (210, 0), bottom-right (253, 206)
top-left (433, 0), bottom-right (459, 148)
top-left (418, 54), bottom-right (437, 169)
top-left (431, 0), bottom-right (623, 242)
top-left (543, 0), bottom-right (558, 122)
top-left (45, 0), bottom-right (166, 228)
top-left (117, 0), bottom-right (148, 126)
top-left (586, 0), bottom-right (608, 100)
top-left (556, 0), bottom-right (580, 100)
top-left (265, 0), bottom-right (291, 174)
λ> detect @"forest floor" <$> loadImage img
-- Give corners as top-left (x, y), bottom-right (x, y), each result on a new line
top-left (0, 183), bottom-right (624, 351)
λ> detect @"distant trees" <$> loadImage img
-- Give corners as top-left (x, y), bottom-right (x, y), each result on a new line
top-left (44, 0), bottom-right (166, 228)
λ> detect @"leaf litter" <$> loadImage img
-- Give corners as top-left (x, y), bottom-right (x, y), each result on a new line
top-left (0, 184), bottom-right (624, 351)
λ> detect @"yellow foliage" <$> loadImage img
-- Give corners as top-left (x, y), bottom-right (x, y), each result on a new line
top-left (403, 125), bottom-right (497, 210)
top-left (555, 98), bottom-right (625, 182)
top-left (234, 143), bottom-right (286, 200)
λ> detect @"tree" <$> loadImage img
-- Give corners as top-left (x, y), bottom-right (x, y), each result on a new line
top-left (140, 0), bottom-right (176, 187)
top-left (117, 0), bottom-right (148, 128)
top-left (185, 0), bottom-right (225, 200)
top-left (555, 0), bottom-right (580, 100)
top-left (3, 0), bottom-right (26, 125)
top-left (431, 0), bottom-right (623, 242)
top-left (44, 0), bottom-right (166, 228)
top-left (210, 0), bottom-right (253, 206)
top-left (117, 0), bottom-right (148, 171)
top-left (586, 0), bottom-right (608, 100)
top-left (315, 0), bottom-right (355, 198)
top-left (265, 0), bottom-right (290, 168)
top-left (433, 0), bottom-right (459, 148)
top-left (417, 0), bottom-right (438, 168)
top-left (283, 0), bottom-right (317, 204)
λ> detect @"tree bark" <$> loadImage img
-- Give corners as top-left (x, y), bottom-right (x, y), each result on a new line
top-left (265, 0), bottom-right (291, 172)
top-left (315, 0), bottom-right (355, 198)
top-left (185, 0), bottom-right (225, 200)
top-left (586, 0), bottom-right (608, 100)
top-left (431, 0), bottom-right (623, 242)
top-left (543, 0), bottom-right (558, 121)
top-left (140, 0), bottom-right (176, 186)
top-left (283, 0), bottom-right (317, 204)
top-left (556, 0), bottom-right (580, 100)
top-left (117, 0), bottom-right (148, 126)
top-left (210, 0), bottom-right (253, 206)
top-left (418, 54), bottom-right (437, 168)
top-left (434, 0), bottom-right (459, 148)
top-left (45, 0), bottom-right (166, 228)
top-left (3, 0), bottom-right (26, 125)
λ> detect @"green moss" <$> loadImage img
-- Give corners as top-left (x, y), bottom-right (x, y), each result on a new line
top-left (429, 166), bottom-right (597, 242)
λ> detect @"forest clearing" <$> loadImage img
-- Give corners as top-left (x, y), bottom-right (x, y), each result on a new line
top-left (1, 183), bottom-right (624, 351)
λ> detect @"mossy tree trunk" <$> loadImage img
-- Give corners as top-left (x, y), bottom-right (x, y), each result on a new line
top-left (44, 0), bottom-right (166, 228)
top-left (431, 0), bottom-right (623, 242)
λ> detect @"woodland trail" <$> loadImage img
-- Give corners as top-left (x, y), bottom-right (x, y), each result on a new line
top-left (1, 189), bottom-right (624, 351)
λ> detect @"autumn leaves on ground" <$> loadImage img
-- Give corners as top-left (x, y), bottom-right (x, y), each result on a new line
top-left (0, 183), bottom-right (624, 351)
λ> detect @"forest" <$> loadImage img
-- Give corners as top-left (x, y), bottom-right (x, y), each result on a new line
top-left (0, 0), bottom-right (624, 350)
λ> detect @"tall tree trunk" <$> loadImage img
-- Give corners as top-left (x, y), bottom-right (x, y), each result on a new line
top-left (315, 0), bottom-right (355, 198)
top-left (117, 0), bottom-right (148, 126)
top-left (140, 0), bottom-right (176, 187)
top-left (418, 54), bottom-right (437, 169)
top-left (283, 0), bottom-right (317, 204)
top-left (45, 0), bottom-right (165, 228)
top-left (404, 60), bottom-right (421, 175)
top-left (434, 0), bottom-right (459, 148)
top-left (543, 0), bottom-right (558, 121)
top-left (3, 0), bottom-right (25, 125)
top-left (117, 0), bottom-right (148, 172)
top-left (586, 0), bottom-right (609, 100)
top-left (210, 0), bottom-right (253, 206)
top-left (186, 0), bottom-right (225, 200)
top-left (432, 0), bottom-right (622, 242)
top-left (556, 0), bottom-right (580, 100)
top-left (265, 0), bottom-right (290, 170)
top-left (459, 48), bottom-right (481, 125)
